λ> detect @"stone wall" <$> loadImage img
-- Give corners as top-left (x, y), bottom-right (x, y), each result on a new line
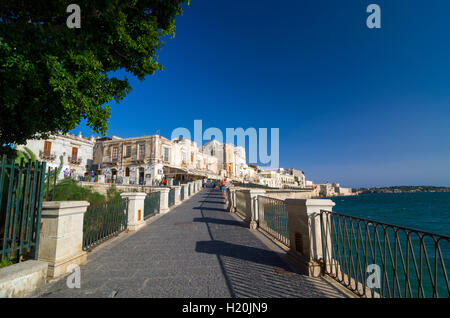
top-left (79, 181), bottom-right (169, 195)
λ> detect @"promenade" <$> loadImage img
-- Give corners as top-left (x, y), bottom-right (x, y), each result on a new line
top-left (41, 188), bottom-right (348, 298)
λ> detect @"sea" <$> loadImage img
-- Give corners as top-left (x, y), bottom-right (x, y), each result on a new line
top-left (329, 192), bottom-right (450, 297)
top-left (331, 192), bottom-right (450, 236)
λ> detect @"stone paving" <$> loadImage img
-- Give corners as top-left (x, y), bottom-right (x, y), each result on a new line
top-left (40, 188), bottom-right (348, 298)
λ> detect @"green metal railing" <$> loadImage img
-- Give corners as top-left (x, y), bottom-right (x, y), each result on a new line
top-left (82, 198), bottom-right (128, 251)
top-left (168, 188), bottom-right (175, 207)
top-left (235, 190), bottom-right (247, 217)
top-left (44, 167), bottom-right (58, 201)
top-left (0, 156), bottom-right (47, 262)
top-left (180, 186), bottom-right (185, 201)
top-left (319, 210), bottom-right (450, 298)
top-left (257, 196), bottom-right (290, 247)
top-left (144, 192), bottom-right (160, 219)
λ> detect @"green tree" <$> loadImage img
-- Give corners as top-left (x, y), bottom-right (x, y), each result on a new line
top-left (0, 0), bottom-right (187, 151)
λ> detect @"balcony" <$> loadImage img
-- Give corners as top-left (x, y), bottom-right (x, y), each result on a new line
top-left (68, 156), bottom-right (82, 165)
top-left (103, 156), bottom-right (119, 165)
top-left (39, 151), bottom-right (56, 161)
top-left (132, 155), bottom-right (146, 163)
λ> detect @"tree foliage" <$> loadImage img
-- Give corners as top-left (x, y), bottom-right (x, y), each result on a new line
top-left (0, 0), bottom-right (187, 149)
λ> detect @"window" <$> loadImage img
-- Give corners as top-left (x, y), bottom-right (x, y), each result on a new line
top-left (43, 141), bottom-right (52, 156)
top-left (125, 167), bottom-right (130, 177)
top-left (191, 152), bottom-right (194, 162)
top-left (182, 151), bottom-right (187, 162)
top-left (138, 144), bottom-right (145, 158)
top-left (163, 147), bottom-right (170, 162)
top-left (112, 147), bottom-right (119, 161)
top-left (125, 145), bottom-right (131, 157)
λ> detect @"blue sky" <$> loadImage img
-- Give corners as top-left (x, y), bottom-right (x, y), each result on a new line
top-left (73, 0), bottom-right (450, 188)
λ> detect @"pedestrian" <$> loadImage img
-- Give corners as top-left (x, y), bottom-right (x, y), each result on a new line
top-left (220, 178), bottom-right (227, 195)
top-left (63, 168), bottom-right (69, 179)
top-left (90, 170), bottom-right (95, 182)
top-left (203, 178), bottom-right (207, 188)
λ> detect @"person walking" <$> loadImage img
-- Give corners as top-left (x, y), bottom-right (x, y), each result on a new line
top-left (220, 178), bottom-right (227, 195)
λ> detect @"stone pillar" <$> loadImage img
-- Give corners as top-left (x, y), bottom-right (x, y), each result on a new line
top-left (38, 201), bottom-right (89, 278)
top-left (172, 185), bottom-right (181, 205)
top-left (156, 188), bottom-right (170, 213)
top-left (97, 175), bottom-right (105, 183)
top-left (181, 184), bottom-right (188, 201)
top-left (226, 187), bottom-right (235, 212)
top-left (285, 199), bottom-right (335, 277)
top-left (242, 189), bottom-right (266, 229)
top-left (120, 192), bottom-right (146, 231)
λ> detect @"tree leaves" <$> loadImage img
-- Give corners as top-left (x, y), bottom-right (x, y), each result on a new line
top-left (0, 0), bottom-right (187, 150)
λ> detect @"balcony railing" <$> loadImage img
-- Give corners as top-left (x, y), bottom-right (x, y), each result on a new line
top-left (68, 156), bottom-right (82, 165)
top-left (39, 151), bottom-right (56, 161)
top-left (103, 156), bottom-right (119, 164)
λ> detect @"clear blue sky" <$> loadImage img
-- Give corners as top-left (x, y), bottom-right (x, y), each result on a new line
top-left (73, 0), bottom-right (450, 188)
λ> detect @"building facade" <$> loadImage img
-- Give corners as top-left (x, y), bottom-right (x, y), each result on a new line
top-left (16, 132), bottom-right (96, 179)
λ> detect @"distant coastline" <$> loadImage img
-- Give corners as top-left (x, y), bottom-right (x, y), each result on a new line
top-left (355, 186), bottom-right (450, 194)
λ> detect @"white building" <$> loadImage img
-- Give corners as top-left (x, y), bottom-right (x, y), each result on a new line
top-left (16, 132), bottom-right (96, 180)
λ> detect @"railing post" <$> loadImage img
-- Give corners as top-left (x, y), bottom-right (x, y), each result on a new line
top-left (120, 193), bottom-right (146, 231)
top-left (155, 188), bottom-right (170, 213)
top-left (284, 199), bottom-right (335, 277)
top-left (242, 189), bottom-right (265, 229)
top-left (38, 201), bottom-right (89, 278)
top-left (172, 185), bottom-right (181, 205)
top-left (226, 187), bottom-right (236, 213)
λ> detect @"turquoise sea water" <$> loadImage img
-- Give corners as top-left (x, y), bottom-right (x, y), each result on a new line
top-left (331, 192), bottom-right (450, 236)
top-left (329, 193), bottom-right (450, 297)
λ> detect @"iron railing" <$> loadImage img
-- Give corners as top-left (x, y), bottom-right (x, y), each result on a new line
top-left (44, 166), bottom-right (58, 201)
top-left (82, 198), bottom-right (128, 251)
top-left (180, 186), bottom-right (185, 201)
top-left (0, 156), bottom-right (47, 262)
top-left (235, 190), bottom-right (247, 218)
top-left (168, 188), bottom-right (175, 207)
top-left (257, 196), bottom-right (290, 247)
top-left (144, 192), bottom-right (160, 219)
top-left (319, 210), bottom-right (450, 298)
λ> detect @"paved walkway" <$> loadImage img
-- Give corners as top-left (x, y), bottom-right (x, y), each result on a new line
top-left (41, 188), bottom-right (348, 298)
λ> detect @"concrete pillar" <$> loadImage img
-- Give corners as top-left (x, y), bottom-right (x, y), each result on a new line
top-left (242, 189), bottom-right (266, 229)
top-left (172, 185), bottom-right (181, 205)
top-left (155, 188), bottom-right (170, 213)
top-left (285, 199), bottom-right (335, 277)
top-left (39, 201), bottom-right (89, 278)
top-left (226, 187), bottom-right (236, 213)
top-left (120, 192), bottom-right (146, 231)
